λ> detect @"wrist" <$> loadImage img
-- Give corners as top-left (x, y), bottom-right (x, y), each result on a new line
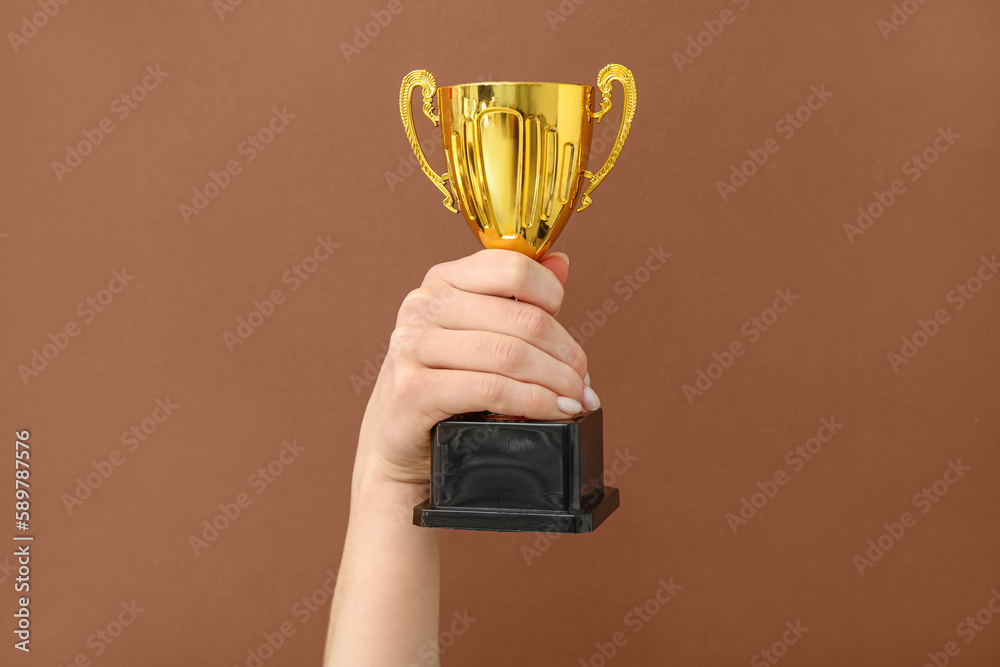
top-left (355, 400), bottom-right (435, 487)
top-left (350, 448), bottom-right (429, 522)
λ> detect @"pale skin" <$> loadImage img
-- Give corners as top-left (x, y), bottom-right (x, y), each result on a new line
top-left (324, 249), bottom-right (600, 666)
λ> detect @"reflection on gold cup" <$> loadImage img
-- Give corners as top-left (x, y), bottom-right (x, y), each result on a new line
top-left (400, 65), bottom-right (636, 259)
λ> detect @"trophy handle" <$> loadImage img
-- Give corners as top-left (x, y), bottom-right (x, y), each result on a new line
top-left (578, 64), bottom-right (637, 212)
top-left (399, 70), bottom-right (458, 213)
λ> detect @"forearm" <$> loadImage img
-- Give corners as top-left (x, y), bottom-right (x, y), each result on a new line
top-left (324, 446), bottom-right (440, 666)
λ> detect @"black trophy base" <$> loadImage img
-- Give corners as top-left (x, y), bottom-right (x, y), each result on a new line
top-left (413, 487), bottom-right (619, 533)
top-left (413, 408), bottom-right (619, 533)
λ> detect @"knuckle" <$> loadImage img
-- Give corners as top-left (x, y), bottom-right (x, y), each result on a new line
top-left (494, 337), bottom-right (526, 371)
top-left (501, 252), bottom-right (533, 293)
top-left (550, 281), bottom-right (566, 309)
top-left (423, 283), bottom-right (455, 318)
top-left (421, 263), bottom-right (444, 286)
top-left (398, 288), bottom-right (430, 324)
top-left (389, 324), bottom-right (420, 356)
top-left (388, 361), bottom-right (424, 402)
top-left (564, 342), bottom-right (588, 375)
top-left (526, 383), bottom-right (550, 415)
top-left (559, 367), bottom-right (584, 397)
top-left (399, 284), bottom-right (455, 325)
top-left (479, 373), bottom-right (506, 404)
top-left (515, 306), bottom-right (547, 340)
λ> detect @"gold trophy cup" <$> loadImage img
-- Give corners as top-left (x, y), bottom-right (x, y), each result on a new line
top-left (400, 65), bottom-right (637, 533)
top-left (399, 64), bottom-right (636, 259)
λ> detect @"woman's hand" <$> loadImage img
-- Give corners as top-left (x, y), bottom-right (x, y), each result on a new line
top-left (357, 248), bottom-right (601, 486)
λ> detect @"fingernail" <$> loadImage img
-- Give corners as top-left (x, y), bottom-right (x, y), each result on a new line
top-left (556, 396), bottom-right (583, 415)
top-left (549, 251), bottom-right (570, 267)
top-left (584, 372), bottom-right (591, 387)
top-left (582, 386), bottom-right (601, 411)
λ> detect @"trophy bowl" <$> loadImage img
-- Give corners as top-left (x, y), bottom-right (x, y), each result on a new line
top-left (400, 65), bottom-right (636, 259)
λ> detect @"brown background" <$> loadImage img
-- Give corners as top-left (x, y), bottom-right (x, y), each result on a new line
top-left (2, 0), bottom-right (998, 665)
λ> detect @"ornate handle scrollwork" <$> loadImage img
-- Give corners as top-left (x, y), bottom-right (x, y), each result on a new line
top-left (399, 70), bottom-right (458, 213)
top-left (578, 64), bottom-right (637, 212)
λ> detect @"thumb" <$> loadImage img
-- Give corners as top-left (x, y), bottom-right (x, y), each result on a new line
top-left (539, 252), bottom-right (570, 286)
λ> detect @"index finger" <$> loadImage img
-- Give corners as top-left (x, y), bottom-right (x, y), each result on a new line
top-left (422, 249), bottom-right (566, 315)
